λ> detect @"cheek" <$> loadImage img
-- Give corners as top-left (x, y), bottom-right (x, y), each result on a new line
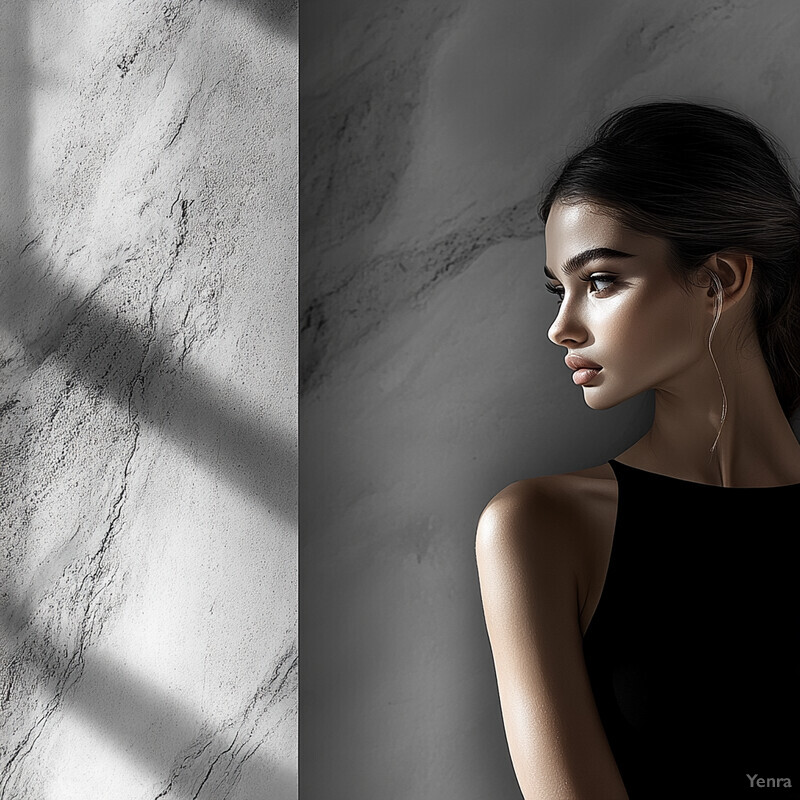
top-left (608, 289), bottom-right (706, 372)
top-left (651, 289), bottom-right (707, 352)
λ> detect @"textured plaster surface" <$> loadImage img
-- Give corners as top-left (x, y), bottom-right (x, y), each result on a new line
top-left (1, 0), bottom-right (297, 797)
top-left (301, 1), bottom-right (800, 797)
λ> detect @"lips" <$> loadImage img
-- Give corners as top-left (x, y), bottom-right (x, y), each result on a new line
top-left (565, 354), bottom-right (603, 386)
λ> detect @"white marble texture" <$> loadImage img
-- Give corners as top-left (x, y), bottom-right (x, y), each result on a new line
top-left (1, 1), bottom-right (296, 797)
top-left (302, 1), bottom-right (800, 797)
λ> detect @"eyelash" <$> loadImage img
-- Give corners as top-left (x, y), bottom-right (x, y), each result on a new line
top-left (545, 273), bottom-right (618, 303)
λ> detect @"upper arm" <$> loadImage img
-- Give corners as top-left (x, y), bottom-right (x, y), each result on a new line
top-left (475, 480), bottom-right (628, 800)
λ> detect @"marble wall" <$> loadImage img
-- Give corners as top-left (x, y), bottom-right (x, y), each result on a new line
top-left (301, 1), bottom-right (800, 797)
top-left (1, 1), bottom-right (296, 798)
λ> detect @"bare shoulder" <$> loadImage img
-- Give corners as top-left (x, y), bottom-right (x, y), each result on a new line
top-left (475, 464), bottom-right (629, 796)
top-left (476, 463), bottom-right (617, 557)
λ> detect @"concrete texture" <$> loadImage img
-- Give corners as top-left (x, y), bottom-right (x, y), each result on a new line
top-left (0, 1), bottom-right (297, 798)
top-left (301, 1), bottom-right (800, 797)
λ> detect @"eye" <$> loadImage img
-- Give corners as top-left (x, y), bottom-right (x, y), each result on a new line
top-left (545, 282), bottom-right (564, 303)
top-left (584, 273), bottom-right (617, 294)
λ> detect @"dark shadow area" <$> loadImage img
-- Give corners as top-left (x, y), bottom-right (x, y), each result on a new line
top-left (74, 290), bottom-right (297, 526)
top-left (225, 0), bottom-right (298, 41)
top-left (1, 235), bottom-right (297, 530)
top-left (0, 598), bottom-right (296, 798)
top-left (0, 208), bottom-right (298, 524)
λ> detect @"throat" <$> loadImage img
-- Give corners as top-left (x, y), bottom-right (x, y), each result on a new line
top-left (624, 384), bottom-right (800, 488)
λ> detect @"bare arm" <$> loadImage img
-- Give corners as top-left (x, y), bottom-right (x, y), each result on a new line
top-left (476, 480), bottom-right (628, 800)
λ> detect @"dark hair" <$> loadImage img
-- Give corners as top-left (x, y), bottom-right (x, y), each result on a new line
top-left (538, 101), bottom-right (800, 418)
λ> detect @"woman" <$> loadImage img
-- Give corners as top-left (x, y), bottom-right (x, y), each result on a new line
top-left (476, 102), bottom-right (800, 799)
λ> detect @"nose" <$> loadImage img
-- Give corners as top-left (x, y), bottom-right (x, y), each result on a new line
top-left (547, 296), bottom-right (589, 347)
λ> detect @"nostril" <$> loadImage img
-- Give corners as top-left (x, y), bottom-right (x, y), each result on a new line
top-left (547, 304), bottom-right (588, 347)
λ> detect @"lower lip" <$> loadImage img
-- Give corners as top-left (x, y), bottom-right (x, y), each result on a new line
top-left (572, 368), bottom-right (602, 386)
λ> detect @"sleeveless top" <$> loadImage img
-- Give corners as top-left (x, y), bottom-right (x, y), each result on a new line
top-left (582, 459), bottom-right (799, 799)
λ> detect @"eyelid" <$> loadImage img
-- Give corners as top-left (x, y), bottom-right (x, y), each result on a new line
top-left (581, 272), bottom-right (618, 291)
top-left (580, 270), bottom-right (616, 281)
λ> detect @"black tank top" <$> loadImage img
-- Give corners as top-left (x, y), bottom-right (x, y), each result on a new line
top-left (582, 459), bottom-right (799, 798)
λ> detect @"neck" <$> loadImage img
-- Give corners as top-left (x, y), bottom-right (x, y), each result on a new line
top-left (619, 329), bottom-right (800, 487)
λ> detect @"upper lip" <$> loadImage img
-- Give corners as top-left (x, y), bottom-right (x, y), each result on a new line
top-left (565, 354), bottom-right (602, 371)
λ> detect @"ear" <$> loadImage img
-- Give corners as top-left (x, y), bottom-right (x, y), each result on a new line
top-left (701, 251), bottom-right (754, 311)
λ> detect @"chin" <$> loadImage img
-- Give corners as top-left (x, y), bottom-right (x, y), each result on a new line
top-left (583, 395), bottom-right (616, 410)
top-left (582, 380), bottom-right (646, 410)
top-left (581, 386), bottom-right (626, 411)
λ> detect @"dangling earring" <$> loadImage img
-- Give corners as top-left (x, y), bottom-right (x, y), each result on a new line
top-left (707, 271), bottom-right (727, 455)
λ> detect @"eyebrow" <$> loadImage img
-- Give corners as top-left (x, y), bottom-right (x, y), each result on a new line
top-left (543, 247), bottom-right (635, 279)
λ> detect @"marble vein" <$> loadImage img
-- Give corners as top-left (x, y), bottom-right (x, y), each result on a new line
top-left (301, 197), bottom-right (543, 391)
top-left (153, 644), bottom-right (298, 800)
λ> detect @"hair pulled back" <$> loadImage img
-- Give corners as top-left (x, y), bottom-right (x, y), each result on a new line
top-left (538, 101), bottom-right (800, 418)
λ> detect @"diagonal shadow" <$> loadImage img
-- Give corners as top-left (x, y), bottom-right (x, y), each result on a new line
top-left (0, 272), bottom-right (297, 528)
top-left (220, 0), bottom-right (298, 41)
top-left (0, 597), bottom-right (297, 799)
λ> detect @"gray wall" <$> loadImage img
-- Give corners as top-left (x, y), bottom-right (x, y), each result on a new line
top-left (0, 1), bottom-right (296, 797)
top-left (301, 1), bottom-right (800, 797)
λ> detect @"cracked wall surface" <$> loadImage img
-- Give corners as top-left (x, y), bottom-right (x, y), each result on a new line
top-left (0, 0), bottom-right (296, 797)
top-left (301, 1), bottom-right (800, 797)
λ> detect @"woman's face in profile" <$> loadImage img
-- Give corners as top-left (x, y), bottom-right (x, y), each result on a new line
top-left (544, 201), bottom-right (710, 409)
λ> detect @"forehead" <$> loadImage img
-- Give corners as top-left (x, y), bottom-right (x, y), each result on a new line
top-left (544, 201), bottom-right (671, 270)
